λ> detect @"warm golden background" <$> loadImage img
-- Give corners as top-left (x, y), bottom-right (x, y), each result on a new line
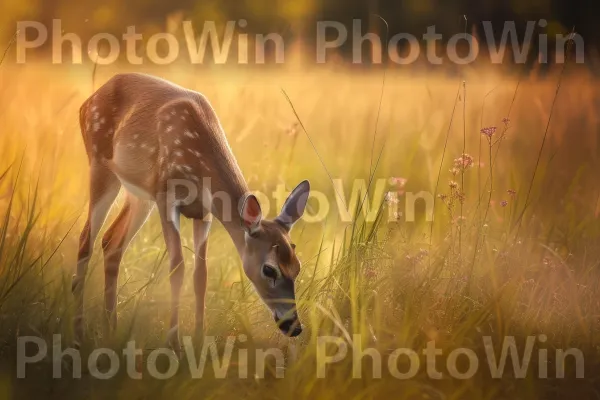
top-left (1, 1), bottom-right (600, 399)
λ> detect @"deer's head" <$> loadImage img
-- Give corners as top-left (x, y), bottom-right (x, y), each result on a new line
top-left (239, 180), bottom-right (310, 337)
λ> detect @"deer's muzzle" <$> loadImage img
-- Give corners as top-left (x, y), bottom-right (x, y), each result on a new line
top-left (274, 312), bottom-right (303, 337)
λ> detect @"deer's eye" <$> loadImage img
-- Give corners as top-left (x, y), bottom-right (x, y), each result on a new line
top-left (291, 243), bottom-right (296, 250)
top-left (262, 264), bottom-right (279, 281)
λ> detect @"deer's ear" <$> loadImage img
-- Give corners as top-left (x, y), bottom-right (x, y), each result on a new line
top-left (276, 180), bottom-right (310, 231)
top-left (240, 194), bottom-right (262, 235)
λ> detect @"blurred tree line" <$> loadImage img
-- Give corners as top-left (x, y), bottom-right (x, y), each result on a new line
top-left (1, 0), bottom-right (597, 65)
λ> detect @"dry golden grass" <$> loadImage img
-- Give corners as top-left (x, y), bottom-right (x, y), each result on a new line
top-left (1, 63), bottom-right (600, 399)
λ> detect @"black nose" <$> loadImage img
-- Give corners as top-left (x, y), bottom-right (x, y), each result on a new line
top-left (275, 314), bottom-right (303, 337)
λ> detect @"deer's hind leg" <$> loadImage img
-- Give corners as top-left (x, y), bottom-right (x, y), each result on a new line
top-left (101, 194), bottom-right (154, 330)
top-left (73, 162), bottom-right (121, 347)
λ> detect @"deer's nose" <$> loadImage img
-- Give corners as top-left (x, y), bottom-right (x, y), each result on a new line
top-left (274, 312), bottom-right (303, 337)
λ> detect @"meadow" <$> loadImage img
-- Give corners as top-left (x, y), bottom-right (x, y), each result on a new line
top-left (0, 61), bottom-right (600, 399)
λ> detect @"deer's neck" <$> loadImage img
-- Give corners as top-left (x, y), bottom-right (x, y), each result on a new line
top-left (207, 147), bottom-right (249, 259)
top-left (213, 186), bottom-right (247, 258)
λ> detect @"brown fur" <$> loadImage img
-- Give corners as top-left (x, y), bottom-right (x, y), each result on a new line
top-left (256, 220), bottom-right (300, 280)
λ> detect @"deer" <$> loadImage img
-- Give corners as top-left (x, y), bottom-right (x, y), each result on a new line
top-left (72, 72), bottom-right (310, 349)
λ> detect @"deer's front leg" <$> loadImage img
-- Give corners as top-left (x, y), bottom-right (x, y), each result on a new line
top-left (193, 216), bottom-right (211, 338)
top-left (158, 201), bottom-right (184, 351)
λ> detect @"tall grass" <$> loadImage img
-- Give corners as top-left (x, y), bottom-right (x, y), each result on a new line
top-left (1, 64), bottom-right (600, 399)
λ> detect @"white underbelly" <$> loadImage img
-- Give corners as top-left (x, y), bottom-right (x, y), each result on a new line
top-left (117, 176), bottom-right (154, 200)
top-left (113, 143), bottom-right (156, 200)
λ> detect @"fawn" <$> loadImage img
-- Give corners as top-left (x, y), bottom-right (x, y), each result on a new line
top-left (72, 73), bottom-right (310, 348)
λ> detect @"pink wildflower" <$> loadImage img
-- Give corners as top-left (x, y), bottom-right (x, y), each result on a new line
top-left (384, 192), bottom-right (399, 204)
top-left (480, 126), bottom-right (497, 138)
top-left (389, 177), bottom-right (408, 187)
top-left (453, 153), bottom-right (474, 170)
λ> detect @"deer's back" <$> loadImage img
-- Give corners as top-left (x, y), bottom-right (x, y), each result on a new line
top-left (79, 73), bottom-right (243, 207)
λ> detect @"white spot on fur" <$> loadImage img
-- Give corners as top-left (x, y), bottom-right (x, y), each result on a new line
top-left (183, 130), bottom-right (195, 139)
top-left (174, 138), bottom-right (182, 145)
top-left (166, 126), bottom-right (173, 133)
top-left (100, 117), bottom-right (106, 124)
top-left (187, 149), bottom-right (201, 157)
top-left (174, 150), bottom-right (183, 158)
top-left (93, 123), bottom-right (100, 132)
top-left (200, 161), bottom-right (211, 171)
